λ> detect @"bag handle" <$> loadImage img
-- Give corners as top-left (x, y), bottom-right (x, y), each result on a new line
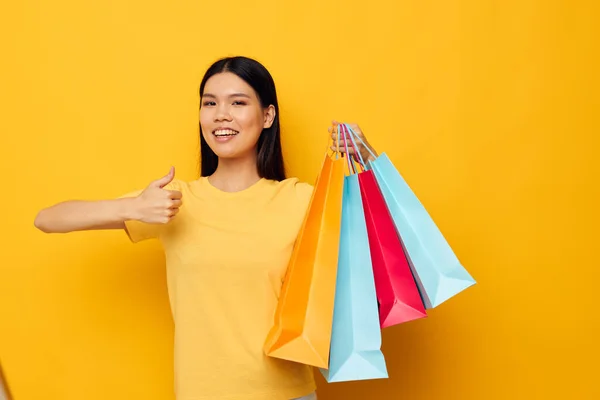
top-left (340, 123), bottom-right (362, 174)
top-left (344, 124), bottom-right (378, 162)
top-left (343, 123), bottom-right (367, 172)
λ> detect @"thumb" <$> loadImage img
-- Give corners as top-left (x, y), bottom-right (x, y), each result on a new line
top-left (150, 166), bottom-right (175, 188)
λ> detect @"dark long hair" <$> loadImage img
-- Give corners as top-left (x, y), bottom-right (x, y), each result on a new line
top-left (199, 56), bottom-right (286, 181)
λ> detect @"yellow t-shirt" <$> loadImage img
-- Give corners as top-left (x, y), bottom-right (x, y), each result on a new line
top-left (123, 177), bottom-right (317, 400)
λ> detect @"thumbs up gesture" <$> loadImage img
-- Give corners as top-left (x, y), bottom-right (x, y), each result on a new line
top-left (133, 167), bottom-right (183, 224)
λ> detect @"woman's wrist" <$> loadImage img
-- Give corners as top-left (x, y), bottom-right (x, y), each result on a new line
top-left (118, 197), bottom-right (141, 222)
top-left (362, 145), bottom-right (378, 163)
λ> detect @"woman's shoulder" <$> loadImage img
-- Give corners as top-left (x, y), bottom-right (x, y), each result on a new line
top-left (275, 176), bottom-right (313, 193)
top-left (266, 177), bottom-right (313, 203)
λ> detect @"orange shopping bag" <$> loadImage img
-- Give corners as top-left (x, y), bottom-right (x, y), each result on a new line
top-left (264, 140), bottom-right (346, 368)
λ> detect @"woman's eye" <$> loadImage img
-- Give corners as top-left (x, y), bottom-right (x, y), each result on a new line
top-left (232, 101), bottom-right (247, 106)
top-left (202, 101), bottom-right (216, 106)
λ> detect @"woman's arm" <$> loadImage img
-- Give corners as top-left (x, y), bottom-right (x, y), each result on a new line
top-left (34, 167), bottom-right (182, 234)
top-left (34, 198), bottom-right (137, 233)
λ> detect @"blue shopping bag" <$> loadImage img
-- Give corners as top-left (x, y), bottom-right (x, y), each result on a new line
top-left (320, 129), bottom-right (388, 383)
top-left (345, 125), bottom-right (476, 309)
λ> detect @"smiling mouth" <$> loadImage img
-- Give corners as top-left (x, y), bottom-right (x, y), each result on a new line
top-left (213, 128), bottom-right (239, 137)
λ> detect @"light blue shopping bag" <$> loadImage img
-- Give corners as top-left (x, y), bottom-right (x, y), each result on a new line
top-left (320, 172), bottom-right (388, 383)
top-left (345, 125), bottom-right (476, 309)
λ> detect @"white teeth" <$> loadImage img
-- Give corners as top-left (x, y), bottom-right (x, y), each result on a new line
top-left (214, 129), bottom-right (238, 137)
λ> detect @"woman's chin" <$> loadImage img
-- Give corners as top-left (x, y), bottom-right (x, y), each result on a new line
top-left (208, 139), bottom-right (256, 160)
top-left (211, 146), bottom-right (247, 160)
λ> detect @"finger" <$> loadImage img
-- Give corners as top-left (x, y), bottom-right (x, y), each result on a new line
top-left (330, 139), bottom-right (349, 149)
top-left (170, 199), bottom-right (183, 209)
top-left (168, 190), bottom-right (182, 199)
top-left (332, 137), bottom-right (350, 146)
top-left (164, 207), bottom-right (178, 217)
top-left (331, 145), bottom-right (357, 154)
top-left (331, 128), bottom-right (344, 140)
top-left (151, 166), bottom-right (175, 188)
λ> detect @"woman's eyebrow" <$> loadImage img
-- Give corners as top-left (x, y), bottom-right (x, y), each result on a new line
top-left (202, 93), bottom-right (251, 99)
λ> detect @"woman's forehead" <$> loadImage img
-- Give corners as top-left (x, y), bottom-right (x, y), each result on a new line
top-left (203, 72), bottom-right (255, 97)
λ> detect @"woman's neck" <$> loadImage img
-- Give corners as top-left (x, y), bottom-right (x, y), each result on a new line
top-left (207, 155), bottom-right (262, 193)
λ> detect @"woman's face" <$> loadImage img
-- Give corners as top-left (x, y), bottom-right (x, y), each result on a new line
top-left (200, 72), bottom-right (275, 160)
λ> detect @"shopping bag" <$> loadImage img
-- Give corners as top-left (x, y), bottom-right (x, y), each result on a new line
top-left (320, 170), bottom-right (388, 383)
top-left (346, 125), bottom-right (475, 309)
top-left (263, 146), bottom-right (346, 368)
top-left (359, 164), bottom-right (428, 328)
top-left (342, 124), bottom-right (426, 329)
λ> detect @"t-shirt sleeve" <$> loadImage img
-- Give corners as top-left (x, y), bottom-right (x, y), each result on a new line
top-left (118, 180), bottom-right (180, 243)
top-left (294, 181), bottom-right (314, 213)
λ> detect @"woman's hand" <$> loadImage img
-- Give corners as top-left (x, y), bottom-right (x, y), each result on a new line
top-left (133, 167), bottom-right (183, 224)
top-left (33, 167), bottom-right (182, 234)
top-left (328, 121), bottom-right (379, 163)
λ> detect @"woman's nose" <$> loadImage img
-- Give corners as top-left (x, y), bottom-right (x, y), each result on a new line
top-left (214, 104), bottom-right (232, 121)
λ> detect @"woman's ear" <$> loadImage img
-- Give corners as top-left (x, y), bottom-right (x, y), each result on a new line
top-left (263, 105), bottom-right (276, 129)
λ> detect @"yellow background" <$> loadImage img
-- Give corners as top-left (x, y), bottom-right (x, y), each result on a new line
top-left (1, 0), bottom-right (598, 399)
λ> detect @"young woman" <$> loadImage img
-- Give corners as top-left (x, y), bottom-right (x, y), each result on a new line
top-left (34, 56), bottom-right (378, 400)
